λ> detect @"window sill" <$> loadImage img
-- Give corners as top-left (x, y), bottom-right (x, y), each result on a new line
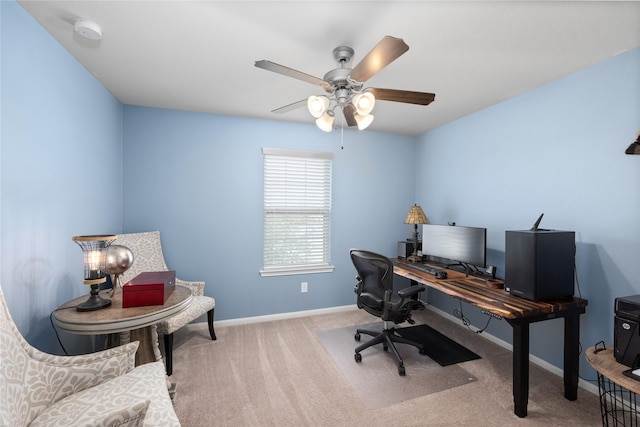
top-left (260, 265), bottom-right (335, 277)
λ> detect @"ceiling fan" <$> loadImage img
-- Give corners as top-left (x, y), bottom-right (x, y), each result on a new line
top-left (255, 36), bottom-right (436, 132)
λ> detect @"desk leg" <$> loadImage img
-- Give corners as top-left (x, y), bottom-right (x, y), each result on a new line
top-left (409, 279), bottom-right (420, 300)
top-left (511, 321), bottom-right (530, 418)
top-left (564, 314), bottom-right (580, 401)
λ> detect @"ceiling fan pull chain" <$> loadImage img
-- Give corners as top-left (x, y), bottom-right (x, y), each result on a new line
top-left (341, 109), bottom-right (344, 150)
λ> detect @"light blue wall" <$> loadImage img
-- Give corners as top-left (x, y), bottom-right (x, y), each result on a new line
top-left (4, 0), bottom-right (639, 385)
top-left (416, 48), bottom-right (640, 376)
top-left (1, 1), bottom-right (123, 352)
top-left (122, 106), bottom-right (416, 321)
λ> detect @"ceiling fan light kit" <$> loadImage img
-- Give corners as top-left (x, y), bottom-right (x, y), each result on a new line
top-left (316, 111), bottom-right (335, 132)
top-left (353, 92), bottom-right (375, 115)
top-left (355, 113), bottom-right (374, 131)
top-left (255, 35), bottom-right (435, 133)
top-left (308, 95), bottom-right (330, 118)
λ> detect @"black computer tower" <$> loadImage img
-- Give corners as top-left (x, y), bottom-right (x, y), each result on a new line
top-left (505, 230), bottom-right (575, 301)
top-left (397, 241), bottom-right (414, 259)
top-left (614, 295), bottom-right (640, 367)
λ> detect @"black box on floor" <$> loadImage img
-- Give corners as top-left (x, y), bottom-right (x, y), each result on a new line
top-left (505, 230), bottom-right (575, 301)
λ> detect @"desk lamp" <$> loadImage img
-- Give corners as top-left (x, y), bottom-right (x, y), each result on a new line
top-left (404, 204), bottom-right (429, 262)
top-left (72, 234), bottom-right (116, 311)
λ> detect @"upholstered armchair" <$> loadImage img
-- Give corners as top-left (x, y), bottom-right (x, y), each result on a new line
top-left (0, 284), bottom-right (180, 426)
top-left (114, 231), bottom-right (216, 375)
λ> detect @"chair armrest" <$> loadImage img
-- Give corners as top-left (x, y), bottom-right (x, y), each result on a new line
top-left (26, 341), bottom-right (139, 404)
top-left (29, 341), bottom-right (138, 369)
top-left (176, 278), bottom-right (205, 296)
top-left (32, 399), bottom-right (151, 427)
top-left (397, 285), bottom-right (426, 299)
top-left (88, 399), bottom-right (150, 427)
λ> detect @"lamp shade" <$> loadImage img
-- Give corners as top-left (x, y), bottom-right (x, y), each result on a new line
top-left (72, 235), bottom-right (116, 284)
top-left (355, 113), bottom-right (374, 130)
top-left (316, 111), bottom-right (334, 132)
top-left (308, 95), bottom-right (330, 118)
top-left (404, 204), bottom-right (429, 225)
top-left (352, 92), bottom-right (375, 115)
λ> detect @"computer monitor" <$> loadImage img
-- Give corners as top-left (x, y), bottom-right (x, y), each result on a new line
top-left (421, 224), bottom-right (487, 268)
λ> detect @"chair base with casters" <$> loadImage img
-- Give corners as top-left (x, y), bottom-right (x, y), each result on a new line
top-left (354, 320), bottom-right (427, 376)
top-left (350, 248), bottom-right (428, 376)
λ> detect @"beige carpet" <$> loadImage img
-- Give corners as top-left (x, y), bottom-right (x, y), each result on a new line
top-left (316, 322), bottom-right (477, 408)
top-left (167, 307), bottom-right (603, 426)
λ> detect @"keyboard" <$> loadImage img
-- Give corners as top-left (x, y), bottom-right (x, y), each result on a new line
top-left (409, 263), bottom-right (448, 279)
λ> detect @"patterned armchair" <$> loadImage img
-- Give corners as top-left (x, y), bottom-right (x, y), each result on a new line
top-left (0, 284), bottom-right (180, 426)
top-left (114, 231), bottom-right (216, 375)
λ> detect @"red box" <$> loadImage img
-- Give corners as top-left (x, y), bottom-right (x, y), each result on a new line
top-left (122, 271), bottom-right (176, 308)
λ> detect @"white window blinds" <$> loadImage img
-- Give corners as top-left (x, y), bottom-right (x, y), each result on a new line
top-left (261, 147), bottom-right (335, 276)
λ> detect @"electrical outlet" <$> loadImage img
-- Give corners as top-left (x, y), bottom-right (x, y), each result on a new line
top-left (301, 282), bottom-right (308, 293)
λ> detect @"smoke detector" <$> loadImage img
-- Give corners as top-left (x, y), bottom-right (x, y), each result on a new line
top-left (74, 19), bottom-right (102, 41)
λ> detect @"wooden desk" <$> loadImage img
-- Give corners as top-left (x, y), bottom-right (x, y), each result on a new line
top-left (393, 258), bottom-right (588, 418)
top-left (53, 285), bottom-right (192, 366)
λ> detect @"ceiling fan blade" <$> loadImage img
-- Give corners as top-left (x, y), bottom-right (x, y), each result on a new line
top-left (271, 99), bottom-right (308, 114)
top-left (367, 88), bottom-right (436, 106)
top-left (349, 36), bottom-right (409, 83)
top-left (255, 60), bottom-right (329, 89)
top-left (342, 104), bottom-right (358, 127)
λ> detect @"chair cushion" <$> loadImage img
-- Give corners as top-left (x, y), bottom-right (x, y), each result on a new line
top-left (30, 362), bottom-right (180, 427)
top-left (358, 292), bottom-right (383, 311)
top-left (156, 295), bottom-right (215, 335)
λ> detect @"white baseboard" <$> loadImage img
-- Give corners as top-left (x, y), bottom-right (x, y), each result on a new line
top-left (214, 304), bottom-right (358, 327)
top-left (213, 301), bottom-right (599, 397)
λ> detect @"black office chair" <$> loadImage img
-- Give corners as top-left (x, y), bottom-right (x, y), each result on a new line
top-left (350, 249), bottom-right (428, 376)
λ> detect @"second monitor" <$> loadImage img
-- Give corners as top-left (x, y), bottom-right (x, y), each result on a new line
top-left (422, 224), bottom-right (487, 269)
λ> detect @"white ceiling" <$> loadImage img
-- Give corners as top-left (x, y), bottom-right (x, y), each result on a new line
top-left (18, 1), bottom-right (640, 136)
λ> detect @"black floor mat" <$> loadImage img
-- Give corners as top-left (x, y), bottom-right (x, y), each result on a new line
top-left (397, 324), bottom-right (481, 366)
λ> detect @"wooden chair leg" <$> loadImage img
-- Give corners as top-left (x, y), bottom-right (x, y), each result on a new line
top-left (207, 308), bottom-right (217, 340)
top-left (164, 333), bottom-right (174, 376)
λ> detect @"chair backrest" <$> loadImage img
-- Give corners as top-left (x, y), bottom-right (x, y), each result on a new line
top-left (350, 249), bottom-right (422, 324)
top-left (350, 249), bottom-right (394, 304)
top-left (0, 284), bottom-right (36, 425)
top-left (114, 231), bottom-right (169, 285)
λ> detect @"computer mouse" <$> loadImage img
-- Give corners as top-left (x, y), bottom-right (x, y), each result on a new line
top-left (436, 271), bottom-right (448, 279)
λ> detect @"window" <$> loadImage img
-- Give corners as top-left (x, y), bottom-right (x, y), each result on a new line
top-left (261, 147), bottom-right (334, 276)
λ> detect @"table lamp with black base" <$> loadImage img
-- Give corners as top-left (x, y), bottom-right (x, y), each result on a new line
top-left (404, 204), bottom-right (429, 263)
top-left (72, 234), bottom-right (116, 312)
